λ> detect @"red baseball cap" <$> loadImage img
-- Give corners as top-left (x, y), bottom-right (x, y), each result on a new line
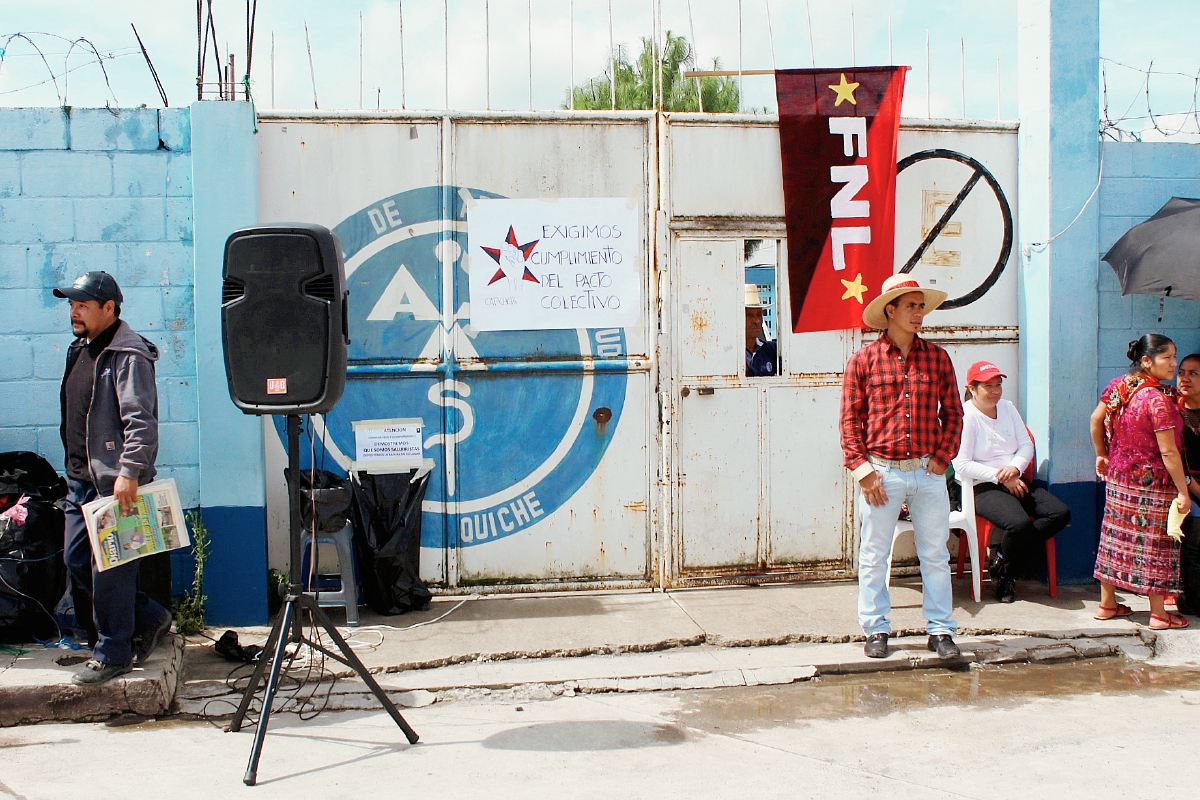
top-left (966, 361), bottom-right (1006, 384)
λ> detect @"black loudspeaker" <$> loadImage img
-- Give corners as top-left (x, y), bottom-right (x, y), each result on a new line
top-left (221, 223), bottom-right (349, 415)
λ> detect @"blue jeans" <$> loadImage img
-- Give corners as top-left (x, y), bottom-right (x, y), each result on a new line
top-left (63, 477), bottom-right (170, 665)
top-left (857, 464), bottom-right (957, 637)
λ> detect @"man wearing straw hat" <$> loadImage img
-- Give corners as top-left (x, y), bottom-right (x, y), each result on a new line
top-left (744, 284), bottom-right (778, 377)
top-left (840, 274), bottom-right (964, 660)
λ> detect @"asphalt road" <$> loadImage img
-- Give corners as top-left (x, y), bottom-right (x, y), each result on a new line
top-left (2, 659), bottom-right (1197, 799)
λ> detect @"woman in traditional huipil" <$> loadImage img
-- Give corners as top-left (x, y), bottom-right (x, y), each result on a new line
top-left (1090, 334), bottom-right (1190, 628)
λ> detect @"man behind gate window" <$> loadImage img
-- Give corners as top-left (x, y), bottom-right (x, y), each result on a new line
top-left (839, 274), bottom-right (964, 660)
top-left (744, 283), bottom-right (779, 377)
top-left (55, 271), bottom-right (173, 685)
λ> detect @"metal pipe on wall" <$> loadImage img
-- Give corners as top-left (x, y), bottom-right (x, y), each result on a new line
top-left (737, 0), bottom-right (743, 113)
top-left (687, 0), bottom-right (702, 112)
top-left (399, 1), bottom-right (407, 109)
top-left (527, 0), bottom-right (533, 110)
top-left (806, 0), bottom-right (815, 67)
top-left (443, 0), bottom-right (449, 109)
top-left (486, 0), bottom-right (491, 110)
top-left (570, 0), bottom-right (575, 110)
top-left (764, 0), bottom-right (776, 73)
top-left (609, 0), bottom-right (616, 110)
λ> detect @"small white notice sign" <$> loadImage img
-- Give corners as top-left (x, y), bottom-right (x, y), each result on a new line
top-left (351, 418), bottom-right (424, 472)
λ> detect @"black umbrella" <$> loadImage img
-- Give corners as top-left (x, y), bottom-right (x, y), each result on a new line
top-left (1103, 197), bottom-right (1200, 303)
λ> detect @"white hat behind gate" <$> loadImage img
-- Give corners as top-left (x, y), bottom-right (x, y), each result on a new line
top-left (744, 283), bottom-right (769, 309)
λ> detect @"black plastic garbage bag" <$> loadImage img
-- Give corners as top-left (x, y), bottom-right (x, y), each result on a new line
top-left (0, 451), bottom-right (68, 644)
top-left (284, 468), bottom-right (353, 535)
top-left (349, 471), bottom-right (431, 615)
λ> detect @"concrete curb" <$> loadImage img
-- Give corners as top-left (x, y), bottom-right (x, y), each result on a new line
top-left (175, 631), bottom-right (1149, 718)
top-left (0, 635), bottom-right (182, 727)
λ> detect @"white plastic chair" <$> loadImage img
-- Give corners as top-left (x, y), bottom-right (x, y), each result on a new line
top-left (887, 473), bottom-right (982, 602)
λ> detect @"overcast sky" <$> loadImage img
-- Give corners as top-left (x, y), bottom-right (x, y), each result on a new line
top-left (0, 1), bottom-right (1196, 136)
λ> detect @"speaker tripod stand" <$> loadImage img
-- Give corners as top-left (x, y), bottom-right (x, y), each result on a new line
top-left (229, 414), bottom-right (419, 786)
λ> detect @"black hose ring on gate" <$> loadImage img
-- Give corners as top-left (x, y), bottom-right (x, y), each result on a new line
top-left (895, 148), bottom-right (1014, 309)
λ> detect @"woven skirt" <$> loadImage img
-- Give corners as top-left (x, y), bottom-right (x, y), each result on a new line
top-left (1094, 475), bottom-right (1181, 595)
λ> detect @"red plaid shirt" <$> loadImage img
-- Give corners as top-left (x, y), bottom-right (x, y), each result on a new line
top-left (840, 332), bottom-right (963, 471)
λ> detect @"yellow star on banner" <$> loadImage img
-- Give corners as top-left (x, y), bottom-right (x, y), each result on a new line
top-left (840, 273), bottom-right (867, 303)
top-left (828, 73), bottom-right (859, 106)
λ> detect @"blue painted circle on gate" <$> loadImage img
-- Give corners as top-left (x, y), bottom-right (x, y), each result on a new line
top-left (277, 186), bottom-right (630, 549)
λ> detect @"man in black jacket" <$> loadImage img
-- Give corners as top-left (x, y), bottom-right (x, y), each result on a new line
top-left (56, 271), bottom-right (172, 685)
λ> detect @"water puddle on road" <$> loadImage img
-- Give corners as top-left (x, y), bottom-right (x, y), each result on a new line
top-left (676, 658), bottom-right (1200, 735)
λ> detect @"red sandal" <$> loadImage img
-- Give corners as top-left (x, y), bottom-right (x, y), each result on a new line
top-left (1149, 613), bottom-right (1190, 630)
top-left (1094, 603), bottom-right (1134, 621)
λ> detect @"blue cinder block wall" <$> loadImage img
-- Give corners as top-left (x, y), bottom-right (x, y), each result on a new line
top-left (0, 104), bottom-right (267, 626)
top-left (189, 101), bottom-right (265, 626)
top-left (0, 107), bottom-right (198, 501)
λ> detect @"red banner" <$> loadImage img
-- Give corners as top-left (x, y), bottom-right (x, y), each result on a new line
top-left (775, 66), bottom-right (908, 333)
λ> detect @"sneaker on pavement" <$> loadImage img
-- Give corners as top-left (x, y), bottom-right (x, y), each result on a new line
top-left (133, 613), bottom-right (173, 665)
top-left (927, 634), bottom-right (961, 659)
top-left (72, 659), bottom-right (132, 685)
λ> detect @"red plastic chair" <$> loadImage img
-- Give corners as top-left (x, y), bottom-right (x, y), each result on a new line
top-left (955, 428), bottom-right (1059, 598)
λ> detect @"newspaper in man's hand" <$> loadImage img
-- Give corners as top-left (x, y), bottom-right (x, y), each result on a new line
top-left (81, 478), bottom-right (190, 572)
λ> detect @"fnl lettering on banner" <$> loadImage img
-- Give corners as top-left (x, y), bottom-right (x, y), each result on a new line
top-left (467, 197), bottom-right (642, 331)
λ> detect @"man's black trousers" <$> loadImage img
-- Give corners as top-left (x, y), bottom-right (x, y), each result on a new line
top-left (63, 477), bottom-right (170, 666)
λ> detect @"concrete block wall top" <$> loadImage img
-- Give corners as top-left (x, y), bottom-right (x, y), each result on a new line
top-left (0, 106), bottom-right (199, 506)
top-left (68, 108), bottom-right (160, 151)
top-left (0, 108), bottom-right (69, 151)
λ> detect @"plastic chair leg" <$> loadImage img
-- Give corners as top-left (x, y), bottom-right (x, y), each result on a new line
top-left (1045, 537), bottom-right (1058, 599)
top-left (973, 516), bottom-right (991, 566)
top-left (977, 518), bottom-right (991, 574)
top-left (956, 530), bottom-right (968, 578)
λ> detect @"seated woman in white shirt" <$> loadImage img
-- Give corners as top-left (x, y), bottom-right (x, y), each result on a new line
top-left (952, 361), bottom-right (1071, 603)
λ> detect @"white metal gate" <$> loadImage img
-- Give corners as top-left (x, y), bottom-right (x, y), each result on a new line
top-left (660, 116), bottom-right (1019, 585)
top-left (256, 111), bottom-right (1019, 591)
top-left (258, 112), bottom-right (658, 592)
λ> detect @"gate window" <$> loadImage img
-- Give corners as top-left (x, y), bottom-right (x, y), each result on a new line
top-left (744, 239), bottom-right (781, 378)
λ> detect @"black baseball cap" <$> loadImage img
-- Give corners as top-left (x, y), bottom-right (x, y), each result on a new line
top-left (54, 271), bottom-right (124, 304)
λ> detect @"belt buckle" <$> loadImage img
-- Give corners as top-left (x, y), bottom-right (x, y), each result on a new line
top-left (898, 457), bottom-right (922, 471)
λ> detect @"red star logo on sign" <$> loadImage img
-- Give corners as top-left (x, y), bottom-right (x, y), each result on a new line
top-left (480, 226), bottom-right (540, 286)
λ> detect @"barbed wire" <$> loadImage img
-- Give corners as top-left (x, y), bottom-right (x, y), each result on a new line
top-left (1100, 56), bottom-right (1200, 141)
top-left (0, 32), bottom-right (128, 106)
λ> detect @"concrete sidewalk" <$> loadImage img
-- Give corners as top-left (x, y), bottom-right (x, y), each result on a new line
top-left (5, 576), bottom-right (1193, 725)
top-left (171, 577), bottom-right (1178, 717)
top-left (188, 576), bottom-right (1148, 672)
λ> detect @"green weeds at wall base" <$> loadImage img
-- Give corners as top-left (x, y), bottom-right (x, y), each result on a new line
top-left (173, 511), bottom-right (210, 636)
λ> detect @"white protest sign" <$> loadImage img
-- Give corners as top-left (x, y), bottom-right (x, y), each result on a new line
top-left (351, 418), bottom-right (424, 472)
top-left (467, 197), bottom-right (641, 331)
